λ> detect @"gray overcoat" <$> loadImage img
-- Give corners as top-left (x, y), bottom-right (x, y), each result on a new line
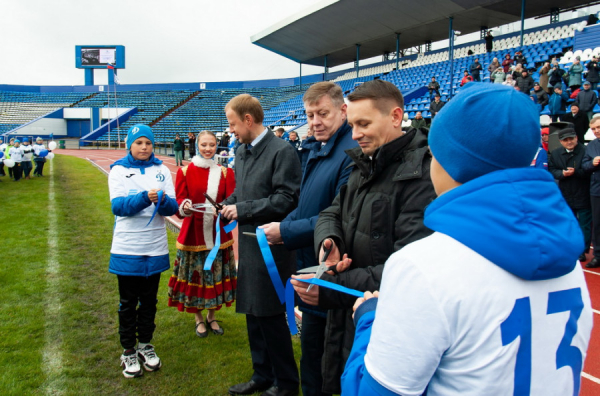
top-left (223, 130), bottom-right (301, 316)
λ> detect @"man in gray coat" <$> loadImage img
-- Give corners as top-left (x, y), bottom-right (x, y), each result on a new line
top-left (221, 94), bottom-right (302, 396)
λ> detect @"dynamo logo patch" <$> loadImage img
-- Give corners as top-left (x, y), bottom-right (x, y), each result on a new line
top-left (131, 127), bottom-right (140, 135)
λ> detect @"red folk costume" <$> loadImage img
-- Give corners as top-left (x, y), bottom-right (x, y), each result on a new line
top-left (167, 156), bottom-right (237, 313)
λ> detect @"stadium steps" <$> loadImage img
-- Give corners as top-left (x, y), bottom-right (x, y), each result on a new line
top-left (150, 90), bottom-right (200, 127)
top-left (69, 92), bottom-right (98, 107)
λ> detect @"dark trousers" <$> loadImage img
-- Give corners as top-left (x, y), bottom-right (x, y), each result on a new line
top-left (591, 196), bottom-right (600, 258)
top-left (300, 312), bottom-right (331, 396)
top-left (8, 163), bottom-right (13, 179)
top-left (246, 313), bottom-right (299, 390)
top-left (572, 207), bottom-right (592, 253)
top-left (22, 160), bottom-right (32, 178)
top-left (117, 274), bottom-right (161, 350)
top-left (428, 88), bottom-right (440, 98)
top-left (34, 159), bottom-right (45, 176)
top-left (13, 163), bottom-right (22, 181)
top-left (0, 162), bottom-right (4, 176)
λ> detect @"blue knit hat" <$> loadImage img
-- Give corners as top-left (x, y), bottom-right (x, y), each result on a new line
top-left (14, 139), bottom-right (20, 144)
top-left (126, 124), bottom-right (154, 150)
top-left (429, 83), bottom-right (540, 184)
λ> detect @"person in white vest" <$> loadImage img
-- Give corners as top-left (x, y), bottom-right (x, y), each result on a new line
top-left (108, 124), bottom-right (178, 378)
top-left (342, 83), bottom-right (593, 396)
top-left (8, 139), bottom-right (24, 181)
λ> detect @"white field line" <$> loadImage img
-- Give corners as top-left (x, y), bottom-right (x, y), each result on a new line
top-left (42, 159), bottom-right (64, 394)
top-left (584, 269), bottom-right (600, 276)
top-left (582, 372), bottom-right (600, 385)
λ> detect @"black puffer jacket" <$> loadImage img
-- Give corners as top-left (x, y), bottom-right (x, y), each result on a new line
top-left (313, 128), bottom-right (436, 393)
top-left (548, 143), bottom-right (591, 209)
top-left (516, 73), bottom-right (535, 93)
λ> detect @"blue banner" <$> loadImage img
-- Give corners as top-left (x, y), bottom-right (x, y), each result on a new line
top-left (145, 190), bottom-right (163, 227)
top-left (203, 216), bottom-right (237, 271)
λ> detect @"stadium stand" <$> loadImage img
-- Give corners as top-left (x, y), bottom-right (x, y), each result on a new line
top-left (1, 17), bottom-right (597, 140)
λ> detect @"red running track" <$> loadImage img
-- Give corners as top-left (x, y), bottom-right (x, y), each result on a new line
top-left (60, 149), bottom-right (600, 394)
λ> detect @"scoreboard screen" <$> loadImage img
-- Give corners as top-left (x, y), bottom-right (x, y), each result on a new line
top-left (76, 46), bottom-right (125, 69)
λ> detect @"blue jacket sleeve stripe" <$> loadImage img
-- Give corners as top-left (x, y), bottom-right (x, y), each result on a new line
top-left (111, 192), bottom-right (151, 217)
top-left (157, 194), bottom-right (179, 217)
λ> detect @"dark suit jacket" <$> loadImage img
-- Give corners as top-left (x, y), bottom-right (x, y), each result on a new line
top-left (223, 129), bottom-right (301, 316)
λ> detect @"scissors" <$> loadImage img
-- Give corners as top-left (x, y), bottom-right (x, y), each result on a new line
top-left (203, 193), bottom-right (223, 211)
top-left (307, 241), bottom-right (333, 292)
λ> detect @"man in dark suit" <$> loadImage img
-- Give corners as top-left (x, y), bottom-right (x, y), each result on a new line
top-left (561, 103), bottom-right (590, 143)
top-left (221, 94), bottom-right (302, 396)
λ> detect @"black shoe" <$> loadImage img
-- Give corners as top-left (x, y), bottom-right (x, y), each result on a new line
top-left (208, 319), bottom-right (224, 335)
top-left (195, 321), bottom-right (208, 338)
top-left (229, 380), bottom-right (272, 395)
top-left (260, 386), bottom-right (299, 396)
top-left (586, 258), bottom-right (600, 268)
top-left (579, 253), bottom-right (588, 263)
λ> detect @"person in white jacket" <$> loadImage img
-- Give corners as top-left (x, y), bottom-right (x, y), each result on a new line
top-left (8, 139), bottom-right (24, 181)
top-left (32, 137), bottom-right (47, 177)
top-left (108, 124), bottom-right (178, 378)
top-left (343, 84), bottom-right (593, 396)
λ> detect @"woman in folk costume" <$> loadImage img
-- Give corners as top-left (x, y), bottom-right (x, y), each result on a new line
top-left (168, 130), bottom-right (237, 337)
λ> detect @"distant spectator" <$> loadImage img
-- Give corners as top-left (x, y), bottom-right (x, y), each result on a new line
top-left (516, 70), bottom-right (534, 94)
top-left (502, 53), bottom-right (514, 73)
top-left (548, 61), bottom-right (567, 88)
top-left (549, 128), bottom-right (591, 263)
top-left (561, 103), bottom-right (589, 144)
top-left (586, 55), bottom-right (600, 90)
top-left (299, 127), bottom-right (319, 171)
top-left (488, 57), bottom-right (500, 77)
top-left (220, 131), bottom-right (230, 150)
top-left (187, 132), bottom-right (196, 159)
top-left (411, 111), bottom-right (427, 129)
top-left (582, 116), bottom-right (600, 268)
top-left (513, 50), bottom-right (527, 66)
top-left (575, 81), bottom-right (598, 120)
top-left (530, 137), bottom-right (548, 170)
top-left (511, 64), bottom-right (523, 81)
top-left (541, 127), bottom-right (550, 151)
top-left (502, 74), bottom-right (516, 87)
top-left (460, 70), bottom-right (473, 86)
top-left (288, 130), bottom-right (301, 153)
top-left (429, 94), bottom-right (445, 118)
top-left (173, 133), bottom-right (184, 166)
top-left (491, 67), bottom-right (505, 83)
top-left (539, 62), bottom-right (551, 94)
top-left (548, 85), bottom-right (569, 122)
top-left (469, 58), bottom-right (482, 82)
top-left (485, 31), bottom-right (494, 52)
top-left (569, 57), bottom-right (584, 90)
top-left (428, 77), bottom-right (440, 98)
top-left (275, 127), bottom-right (289, 141)
top-left (533, 82), bottom-right (549, 108)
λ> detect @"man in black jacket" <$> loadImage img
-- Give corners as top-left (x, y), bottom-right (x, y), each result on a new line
top-left (575, 81), bottom-right (598, 120)
top-left (533, 83), bottom-right (549, 108)
top-left (561, 103), bottom-right (590, 143)
top-left (586, 56), bottom-right (600, 90)
top-left (548, 128), bottom-right (591, 263)
top-left (291, 80), bottom-right (436, 394)
top-left (428, 77), bottom-right (440, 98)
top-left (516, 70), bottom-right (534, 94)
top-left (470, 58), bottom-right (482, 82)
top-left (429, 94), bottom-right (445, 119)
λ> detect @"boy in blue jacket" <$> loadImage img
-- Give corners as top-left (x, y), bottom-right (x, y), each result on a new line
top-left (342, 84), bottom-right (592, 395)
top-left (108, 124), bottom-right (178, 378)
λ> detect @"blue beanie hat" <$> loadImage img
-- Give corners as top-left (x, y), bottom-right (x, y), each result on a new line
top-left (126, 124), bottom-right (154, 150)
top-left (429, 83), bottom-right (540, 183)
top-left (14, 139), bottom-right (20, 144)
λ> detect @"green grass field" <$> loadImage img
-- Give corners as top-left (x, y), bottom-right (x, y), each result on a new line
top-left (0, 155), bottom-right (301, 395)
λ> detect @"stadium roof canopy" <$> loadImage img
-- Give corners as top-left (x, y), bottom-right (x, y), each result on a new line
top-left (251, 0), bottom-right (594, 67)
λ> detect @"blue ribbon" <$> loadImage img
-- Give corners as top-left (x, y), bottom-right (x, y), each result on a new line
top-left (256, 228), bottom-right (286, 304)
top-left (254, 228), bottom-right (365, 335)
top-left (145, 190), bottom-right (163, 227)
top-left (203, 216), bottom-right (237, 271)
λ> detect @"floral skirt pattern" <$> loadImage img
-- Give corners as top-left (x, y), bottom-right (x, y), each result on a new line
top-left (167, 246), bottom-right (236, 312)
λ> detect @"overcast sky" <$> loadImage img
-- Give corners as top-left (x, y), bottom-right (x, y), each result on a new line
top-left (0, 0), bottom-right (325, 86)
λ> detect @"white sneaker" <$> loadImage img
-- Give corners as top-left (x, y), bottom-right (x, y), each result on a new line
top-left (137, 344), bottom-right (162, 372)
top-left (120, 350), bottom-right (143, 378)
